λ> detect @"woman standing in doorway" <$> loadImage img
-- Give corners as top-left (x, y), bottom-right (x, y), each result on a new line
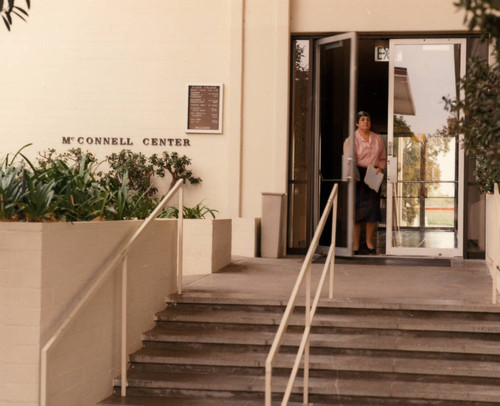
top-left (344, 111), bottom-right (387, 254)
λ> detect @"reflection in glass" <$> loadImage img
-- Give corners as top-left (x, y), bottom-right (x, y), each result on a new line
top-left (392, 43), bottom-right (460, 249)
top-left (290, 40), bottom-right (310, 182)
top-left (288, 183), bottom-right (308, 248)
top-left (288, 40), bottom-right (312, 250)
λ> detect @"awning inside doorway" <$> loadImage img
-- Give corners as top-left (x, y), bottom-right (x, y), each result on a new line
top-left (394, 67), bottom-right (416, 115)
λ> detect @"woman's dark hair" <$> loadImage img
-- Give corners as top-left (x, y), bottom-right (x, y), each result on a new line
top-left (356, 111), bottom-right (371, 123)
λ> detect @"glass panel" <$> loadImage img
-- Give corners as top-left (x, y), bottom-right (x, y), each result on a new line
top-left (391, 43), bottom-right (460, 249)
top-left (288, 40), bottom-right (313, 251)
top-left (290, 40), bottom-right (311, 182)
top-left (465, 38), bottom-right (489, 258)
top-left (318, 37), bottom-right (352, 249)
top-left (288, 183), bottom-right (308, 249)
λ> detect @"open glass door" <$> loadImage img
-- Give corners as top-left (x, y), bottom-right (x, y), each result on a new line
top-left (386, 38), bottom-right (466, 257)
top-left (314, 33), bottom-right (357, 256)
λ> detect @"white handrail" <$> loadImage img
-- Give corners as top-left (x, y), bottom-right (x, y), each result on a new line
top-left (40, 179), bottom-right (184, 406)
top-left (265, 183), bottom-right (338, 406)
top-left (489, 183), bottom-right (500, 304)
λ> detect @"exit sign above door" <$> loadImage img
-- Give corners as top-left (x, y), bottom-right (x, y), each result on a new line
top-left (375, 46), bottom-right (389, 62)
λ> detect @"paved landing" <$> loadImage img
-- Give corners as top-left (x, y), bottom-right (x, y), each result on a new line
top-left (181, 255), bottom-right (495, 309)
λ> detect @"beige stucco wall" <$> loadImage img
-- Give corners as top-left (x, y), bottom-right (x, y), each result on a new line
top-left (0, 0), bottom-right (473, 222)
top-left (0, 220), bottom-right (177, 406)
top-left (290, 0), bottom-right (467, 33)
top-left (0, 0), bottom-right (233, 217)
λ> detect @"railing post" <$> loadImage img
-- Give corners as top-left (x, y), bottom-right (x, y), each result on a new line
top-left (494, 183), bottom-right (500, 304)
top-left (265, 184), bottom-right (338, 406)
top-left (265, 364), bottom-right (272, 406)
top-left (329, 185), bottom-right (338, 300)
top-left (121, 255), bottom-right (128, 397)
top-left (304, 262), bottom-right (311, 405)
top-left (177, 185), bottom-right (184, 295)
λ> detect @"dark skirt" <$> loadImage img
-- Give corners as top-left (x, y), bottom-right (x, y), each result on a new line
top-left (355, 166), bottom-right (381, 223)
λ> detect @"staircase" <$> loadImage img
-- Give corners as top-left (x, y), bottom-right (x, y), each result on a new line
top-left (99, 295), bottom-right (500, 405)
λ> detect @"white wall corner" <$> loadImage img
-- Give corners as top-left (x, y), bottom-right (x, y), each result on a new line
top-left (232, 217), bottom-right (261, 257)
top-left (273, 0), bottom-right (291, 193)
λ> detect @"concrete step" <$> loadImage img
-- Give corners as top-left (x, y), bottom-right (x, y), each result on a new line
top-left (157, 304), bottom-right (500, 333)
top-left (111, 369), bottom-right (500, 404)
top-left (101, 298), bottom-right (500, 405)
top-left (143, 323), bottom-right (500, 356)
top-left (100, 393), bottom-right (437, 406)
top-left (167, 293), bottom-right (500, 314)
top-left (98, 394), bottom-right (266, 406)
top-left (99, 392), bottom-right (500, 406)
top-left (130, 345), bottom-right (500, 379)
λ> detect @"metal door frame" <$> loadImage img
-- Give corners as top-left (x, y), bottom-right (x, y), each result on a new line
top-left (386, 38), bottom-right (466, 257)
top-left (314, 32), bottom-right (357, 257)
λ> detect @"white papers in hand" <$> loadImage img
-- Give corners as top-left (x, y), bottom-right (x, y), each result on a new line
top-left (364, 165), bottom-right (384, 192)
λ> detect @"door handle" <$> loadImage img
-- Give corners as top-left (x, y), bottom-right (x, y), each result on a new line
top-left (387, 156), bottom-right (398, 183)
top-left (342, 155), bottom-right (354, 181)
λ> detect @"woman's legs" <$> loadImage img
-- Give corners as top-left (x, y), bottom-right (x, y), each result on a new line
top-left (354, 222), bottom-right (361, 252)
top-left (366, 222), bottom-right (378, 250)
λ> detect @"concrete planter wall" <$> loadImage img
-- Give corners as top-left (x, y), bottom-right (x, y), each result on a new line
top-left (232, 218), bottom-right (260, 257)
top-left (183, 219), bottom-right (232, 275)
top-left (0, 220), bottom-right (178, 406)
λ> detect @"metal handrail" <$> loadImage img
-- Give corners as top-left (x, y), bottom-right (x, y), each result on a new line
top-left (265, 183), bottom-right (338, 406)
top-left (40, 179), bottom-right (184, 405)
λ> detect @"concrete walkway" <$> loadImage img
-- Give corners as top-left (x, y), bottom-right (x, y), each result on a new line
top-left (182, 255), bottom-right (497, 309)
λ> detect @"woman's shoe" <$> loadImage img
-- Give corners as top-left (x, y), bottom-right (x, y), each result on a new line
top-left (354, 250), bottom-right (359, 255)
top-left (367, 248), bottom-right (376, 255)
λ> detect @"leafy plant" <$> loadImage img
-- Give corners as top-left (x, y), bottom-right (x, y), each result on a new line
top-left (105, 172), bottom-right (157, 220)
top-left (150, 151), bottom-right (202, 191)
top-left (1, 0), bottom-right (30, 31)
top-left (443, 58), bottom-right (499, 193)
top-left (0, 163), bottom-right (24, 220)
top-left (0, 146), bottom-right (207, 222)
top-left (159, 201), bottom-right (218, 219)
top-left (36, 149), bottom-right (106, 221)
top-left (456, 0), bottom-right (500, 56)
top-left (104, 150), bottom-right (156, 196)
top-left (20, 174), bottom-right (57, 222)
top-left (443, 0), bottom-right (500, 193)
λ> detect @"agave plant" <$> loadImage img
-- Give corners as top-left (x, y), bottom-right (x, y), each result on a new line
top-left (52, 155), bottom-right (107, 221)
top-left (20, 173), bottom-right (57, 222)
top-left (159, 201), bottom-right (218, 219)
top-left (0, 163), bottom-right (25, 220)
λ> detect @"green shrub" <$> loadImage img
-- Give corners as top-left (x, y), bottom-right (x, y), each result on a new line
top-left (0, 147), bottom-right (211, 222)
top-left (104, 150), bottom-right (156, 196)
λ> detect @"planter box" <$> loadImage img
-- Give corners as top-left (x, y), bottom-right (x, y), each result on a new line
top-left (0, 220), bottom-right (178, 406)
top-left (183, 219), bottom-right (232, 275)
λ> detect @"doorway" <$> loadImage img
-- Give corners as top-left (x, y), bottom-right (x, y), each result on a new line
top-left (287, 34), bottom-right (484, 258)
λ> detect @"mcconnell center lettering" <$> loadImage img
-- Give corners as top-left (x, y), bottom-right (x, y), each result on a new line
top-left (62, 137), bottom-right (191, 147)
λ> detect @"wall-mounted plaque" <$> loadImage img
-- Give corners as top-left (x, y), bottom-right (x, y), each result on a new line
top-left (186, 83), bottom-right (223, 133)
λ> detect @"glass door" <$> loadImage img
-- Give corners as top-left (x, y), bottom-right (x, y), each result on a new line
top-left (314, 33), bottom-right (357, 256)
top-left (386, 38), bottom-right (466, 257)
